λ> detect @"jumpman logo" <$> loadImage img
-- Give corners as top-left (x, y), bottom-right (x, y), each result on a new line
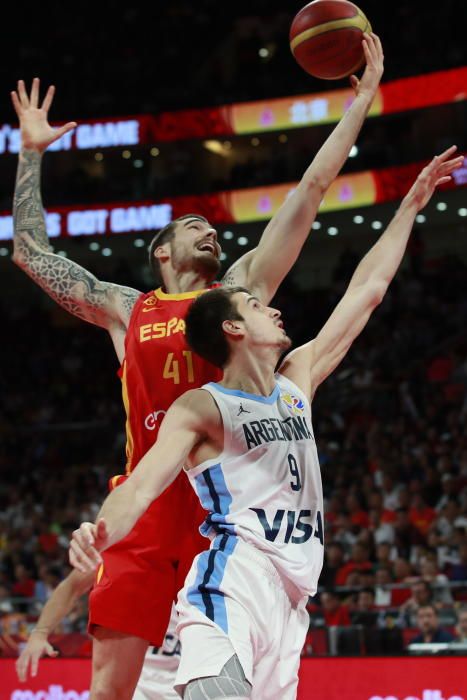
top-left (237, 403), bottom-right (251, 416)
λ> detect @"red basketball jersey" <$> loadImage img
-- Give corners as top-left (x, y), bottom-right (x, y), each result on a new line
top-left (111, 286), bottom-right (222, 486)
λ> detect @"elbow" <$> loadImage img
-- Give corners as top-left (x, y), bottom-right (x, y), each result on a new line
top-left (301, 172), bottom-right (327, 199)
top-left (367, 280), bottom-right (388, 308)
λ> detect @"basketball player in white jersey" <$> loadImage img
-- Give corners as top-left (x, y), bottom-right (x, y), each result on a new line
top-left (69, 147), bottom-right (461, 699)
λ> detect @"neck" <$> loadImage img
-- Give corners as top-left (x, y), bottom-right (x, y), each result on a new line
top-left (160, 267), bottom-right (214, 294)
top-left (221, 346), bottom-right (279, 397)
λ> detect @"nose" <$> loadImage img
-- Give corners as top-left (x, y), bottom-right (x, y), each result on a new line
top-left (269, 306), bottom-right (281, 319)
top-left (207, 228), bottom-right (218, 241)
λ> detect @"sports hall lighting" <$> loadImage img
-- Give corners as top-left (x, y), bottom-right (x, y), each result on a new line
top-left (415, 214), bottom-right (426, 223)
top-left (349, 145), bottom-right (358, 158)
top-left (436, 202), bottom-right (447, 211)
top-left (223, 141), bottom-right (232, 149)
top-left (89, 242), bottom-right (100, 251)
top-left (327, 226), bottom-right (338, 236)
top-left (223, 231), bottom-right (234, 240)
top-left (150, 147), bottom-right (160, 157)
top-left (371, 221), bottom-right (383, 230)
top-left (311, 221), bottom-right (321, 230)
top-left (279, 134), bottom-right (288, 143)
top-left (134, 239), bottom-right (145, 248)
top-left (353, 214), bottom-right (364, 224)
top-left (94, 152), bottom-right (104, 162)
top-left (251, 137), bottom-right (260, 147)
top-left (122, 150), bottom-right (131, 159)
top-left (220, 252), bottom-right (227, 261)
top-left (0, 247), bottom-right (9, 256)
top-left (133, 159), bottom-right (144, 168)
top-left (458, 208), bottom-right (467, 217)
top-left (258, 47), bottom-right (269, 58)
top-left (57, 251), bottom-right (67, 257)
top-left (102, 248), bottom-right (112, 256)
top-left (237, 236), bottom-right (249, 246)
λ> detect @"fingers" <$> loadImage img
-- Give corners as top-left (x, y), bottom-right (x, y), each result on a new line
top-left (30, 77), bottom-right (40, 108)
top-left (46, 642), bottom-right (58, 658)
top-left (362, 32), bottom-right (384, 67)
top-left (31, 651), bottom-right (41, 678)
top-left (10, 91), bottom-right (22, 116)
top-left (435, 145), bottom-right (458, 162)
top-left (16, 655), bottom-right (29, 682)
top-left (55, 121), bottom-right (77, 140)
top-left (349, 75), bottom-right (359, 91)
top-left (96, 518), bottom-right (108, 540)
top-left (41, 85), bottom-right (55, 113)
top-left (17, 80), bottom-right (30, 107)
top-left (69, 538), bottom-right (100, 572)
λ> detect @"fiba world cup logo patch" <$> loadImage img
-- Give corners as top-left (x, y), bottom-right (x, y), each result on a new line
top-left (280, 392), bottom-right (305, 416)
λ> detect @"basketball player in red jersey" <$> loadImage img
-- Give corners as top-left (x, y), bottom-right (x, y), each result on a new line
top-left (12, 33), bottom-right (384, 700)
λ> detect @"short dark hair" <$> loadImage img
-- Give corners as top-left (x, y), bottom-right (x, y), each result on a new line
top-left (417, 603), bottom-right (438, 616)
top-left (148, 214), bottom-right (208, 280)
top-left (185, 286), bottom-right (248, 369)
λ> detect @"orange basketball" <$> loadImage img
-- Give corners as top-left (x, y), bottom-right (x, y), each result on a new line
top-left (290, 0), bottom-right (372, 80)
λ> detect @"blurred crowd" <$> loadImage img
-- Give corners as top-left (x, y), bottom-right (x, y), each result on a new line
top-left (0, 242), bottom-right (466, 653)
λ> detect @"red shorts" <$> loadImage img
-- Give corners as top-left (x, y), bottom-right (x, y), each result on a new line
top-left (88, 472), bottom-right (206, 645)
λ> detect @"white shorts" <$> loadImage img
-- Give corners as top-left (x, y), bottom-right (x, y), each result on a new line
top-left (175, 535), bottom-right (309, 700)
top-left (133, 604), bottom-right (180, 700)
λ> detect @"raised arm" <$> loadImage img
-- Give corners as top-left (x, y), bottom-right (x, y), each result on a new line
top-left (222, 33), bottom-right (384, 304)
top-left (69, 389), bottom-right (219, 572)
top-left (280, 147), bottom-right (463, 399)
top-left (11, 79), bottom-right (141, 336)
top-left (16, 569), bottom-right (93, 681)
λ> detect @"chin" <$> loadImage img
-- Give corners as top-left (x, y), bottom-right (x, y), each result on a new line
top-left (280, 335), bottom-right (292, 351)
top-left (193, 253), bottom-right (221, 277)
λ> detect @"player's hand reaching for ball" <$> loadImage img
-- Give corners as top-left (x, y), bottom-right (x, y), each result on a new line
top-left (349, 32), bottom-right (384, 99)
top-left (11, 78), bottom-right (77, 153)
top-left (69, 519), bottom-right (108, 573)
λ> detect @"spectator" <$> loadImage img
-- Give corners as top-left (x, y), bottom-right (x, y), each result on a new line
top-left (351, 588), bottom-right (379, 627)
top-left (446, 542), bottom-right (467, 581)
top-left (455, 606), bottom-right (467, 642)
top-left (335, 543), bottom-right (373, 586)
top-left (319, 591), bottom-right (351, 628)
top-left (409, 604), bottom-right (455, 644)
top-left (320, 542), bottom-right (345, 588)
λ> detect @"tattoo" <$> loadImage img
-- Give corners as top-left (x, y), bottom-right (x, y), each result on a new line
top-left (13, 149), bottom-right (53, 251)
top-left (15, 236), bottom-right (140, 328)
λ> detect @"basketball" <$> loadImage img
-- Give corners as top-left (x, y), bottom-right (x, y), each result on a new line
top-left (290, 0), bottom-right (372, 80)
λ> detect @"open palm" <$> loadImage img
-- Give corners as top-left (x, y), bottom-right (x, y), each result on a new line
top-left (11, 78), bottom-right (76, 152)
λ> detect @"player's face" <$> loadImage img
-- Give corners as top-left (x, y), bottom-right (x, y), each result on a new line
top-left (234, 292), bottom-right (291, 352)
top-left (171, 217), bottom-right (222, 277)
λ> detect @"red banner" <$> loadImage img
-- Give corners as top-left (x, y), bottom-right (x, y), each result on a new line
top-left (2, 68), bottom-right (466, 153)
top-left (1, 657), bottom-right (466, 700)
top-left (1, 155), bottom-right (465, 240)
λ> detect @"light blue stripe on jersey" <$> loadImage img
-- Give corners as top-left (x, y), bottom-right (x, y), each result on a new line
top-left (206, 382), bottom-right (280, 404)
top-left (193, 463), bottom-right (236, 537)
top-left (187, 534), bottom-right (238, 633)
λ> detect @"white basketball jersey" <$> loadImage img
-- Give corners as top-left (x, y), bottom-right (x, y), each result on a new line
top-left (186, 373), bottom-right (324, 596)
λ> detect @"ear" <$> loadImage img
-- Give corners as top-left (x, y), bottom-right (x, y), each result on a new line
top-left (222, 319), bottom-right (244, 339)
top-left (154, 244), bottom-right (170, 263)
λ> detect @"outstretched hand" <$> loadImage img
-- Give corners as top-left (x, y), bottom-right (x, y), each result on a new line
top-left (349, 32), bottom-right (384, 99)
top-left (69, 519), bottom-right (108, 573)
top-left (11, 78), bottom-right (77, 152)
top-left (406, 146), bottom-right (464, 212)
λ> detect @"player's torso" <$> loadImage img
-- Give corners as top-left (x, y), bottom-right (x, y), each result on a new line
top-left (122, 287), bottom-right (222, 471)
top-left (187, 374), bottom-right (324, 596)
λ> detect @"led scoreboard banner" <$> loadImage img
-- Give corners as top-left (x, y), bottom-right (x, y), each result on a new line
top-left (0, 155), bottom-right (465, 240)
top-left (0, 67), bottom-right (465, 153)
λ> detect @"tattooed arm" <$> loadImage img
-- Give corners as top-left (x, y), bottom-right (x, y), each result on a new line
top-left (11, 79), bottom-right (141, 335)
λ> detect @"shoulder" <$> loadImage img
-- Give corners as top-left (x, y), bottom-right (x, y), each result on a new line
top-left (171, 388), bottom-right (222, 426)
